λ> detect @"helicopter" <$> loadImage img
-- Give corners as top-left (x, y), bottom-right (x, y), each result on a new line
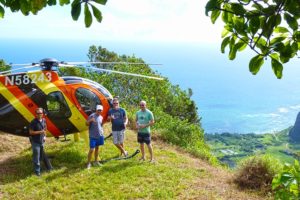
top-left (0, 58), bottom-right (162, 139)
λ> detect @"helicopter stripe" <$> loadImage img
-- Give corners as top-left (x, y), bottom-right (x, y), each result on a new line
top-left (0, 93), bottom-right (31, 136)
top-left (34, 71), bottom-right (88, 132)
top-left (0, 81), bottom-right (35, 123)
top-left (0, 79), bottom-right (62, 137)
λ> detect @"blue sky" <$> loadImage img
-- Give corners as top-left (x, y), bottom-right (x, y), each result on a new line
top-left (1, 0), bottom-right (223, 43)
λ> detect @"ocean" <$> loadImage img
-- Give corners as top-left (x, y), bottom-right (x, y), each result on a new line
top-left (1, 39), bottom-right (300, 134)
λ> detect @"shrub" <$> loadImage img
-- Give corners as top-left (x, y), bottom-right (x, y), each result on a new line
top-left (234, 155), bottom-right (282, 192)
top-left (272, 160), bottom-right (300, 199)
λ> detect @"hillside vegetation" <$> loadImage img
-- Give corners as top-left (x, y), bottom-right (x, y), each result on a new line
top-left (0, 130), bottom-right (269, 200)
top-left (205, 127), bottom-right (300, 167)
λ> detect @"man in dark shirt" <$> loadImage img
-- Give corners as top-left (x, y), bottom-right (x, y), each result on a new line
top-left (107, 98), bottom-right (128, 157)
top-left (29, 107), bottom-right (51, 176)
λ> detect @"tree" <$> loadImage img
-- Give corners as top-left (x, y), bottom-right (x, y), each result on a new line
top-left (205, 0), bottom-right (300, 79)
top-left (0, 59), bottom-right (11, 72)
top-left (0, 0), bottom-right (107, 28)
top-left (85, 45), bottom-right (201, 124)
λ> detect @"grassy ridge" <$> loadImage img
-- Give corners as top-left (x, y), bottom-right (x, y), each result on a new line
top-left (0, 130), bottom-right (268, 200)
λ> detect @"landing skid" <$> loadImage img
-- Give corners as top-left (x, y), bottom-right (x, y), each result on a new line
top-left (100, 149), bottom-right (140, 164)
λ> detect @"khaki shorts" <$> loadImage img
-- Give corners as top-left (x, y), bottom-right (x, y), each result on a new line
top-left (112, 130), bottom-right (125, 144)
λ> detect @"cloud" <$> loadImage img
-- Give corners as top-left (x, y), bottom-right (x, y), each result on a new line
top-left (278, 107), bottom-right (289, 113)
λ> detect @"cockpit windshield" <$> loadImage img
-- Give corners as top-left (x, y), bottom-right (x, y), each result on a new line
top-left (82, 78), bottom-right (113, 99)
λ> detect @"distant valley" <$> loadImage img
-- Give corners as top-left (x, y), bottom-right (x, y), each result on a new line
top-left (205, 127), bottom-right (300, 168)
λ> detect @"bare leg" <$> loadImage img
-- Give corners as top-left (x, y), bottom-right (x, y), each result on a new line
top-left (140, 143), bottom-right (145, 160)
top-left (114, 144), bottom-right (126, 155)
top-left (147, 143), bottom-right (154, 161)
top-left (87, 148), bottom-right (94, 164)
top-left (94, 146), bottom-right (99, 162)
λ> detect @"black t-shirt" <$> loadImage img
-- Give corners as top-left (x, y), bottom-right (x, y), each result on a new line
top-left (29, 118), bottom-right (46, 144)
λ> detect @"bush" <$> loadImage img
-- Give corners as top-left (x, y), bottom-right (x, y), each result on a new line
top-left (272, 160), bottom-right (300, 199)
top-left (234, 155), bottom-right (282, 192)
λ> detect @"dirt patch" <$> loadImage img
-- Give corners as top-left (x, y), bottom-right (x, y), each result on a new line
top-left (0, 132), bottom-right (30, 163)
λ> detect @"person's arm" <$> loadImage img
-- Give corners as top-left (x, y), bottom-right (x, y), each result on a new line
top-left (135, 114), bottom-right (139, 129)
top-left (107, 110), bottom-right (112, 122)
top-left (29, 129), bottom-right (45, 135)
top-left (123, 109), bottom-right (128, 126)
top-left (86, 115), bottom-right (95, 126)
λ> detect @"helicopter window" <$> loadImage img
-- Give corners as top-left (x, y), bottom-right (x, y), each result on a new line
top-left (46, 92), bottom-right (71, 119)
top-left (75, 88), bottom-right (101, 116)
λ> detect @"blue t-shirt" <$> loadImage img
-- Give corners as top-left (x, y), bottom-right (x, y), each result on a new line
top-left (87, 113), bottom-right (104, 139)
top-left (108, 108), bottom-right (127, 131)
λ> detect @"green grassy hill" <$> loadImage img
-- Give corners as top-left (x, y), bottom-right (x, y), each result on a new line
top-left (0, 129), bottom-right (269, 200)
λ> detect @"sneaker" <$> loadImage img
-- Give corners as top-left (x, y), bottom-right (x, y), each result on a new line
top-left (87, 163), bottom-right (91, 169)
top-left (139, 157), bottom-right (145, 161)
top-left (93, 161), bottom-right (102, 167)
top-left (149, 159), bottom-right (155, 163)
top-left (124, 151), bottom-right (128, 157)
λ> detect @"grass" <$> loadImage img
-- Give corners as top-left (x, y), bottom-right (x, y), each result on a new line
top-left (0, 130), bottom-right (270, 200)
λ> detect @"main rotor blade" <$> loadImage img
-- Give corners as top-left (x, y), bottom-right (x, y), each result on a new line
top-left (64, 61), bottom-right (162, 66)
top-left (0, 65), bottom-right (39, 75)
top-left (87, 66), bottom-right (164, 80)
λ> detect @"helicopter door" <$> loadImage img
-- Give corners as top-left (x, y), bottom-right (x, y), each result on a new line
top-left (46, 91), bottom-right (71, 119)
top-left (45, 91), bottom-right (77, 134)
top-left (75, 88), bottom-right (101, 116)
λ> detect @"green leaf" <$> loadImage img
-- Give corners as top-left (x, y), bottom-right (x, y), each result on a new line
top-left (236, 38), bottom-right (248, 51)
top-left (0, 5), bottom-right (4, 18)
top-left (222, 4), bottom-right (233, 24)
top-left (275, 14), bottom-right (281, 26)
top-left (47, 0), bottom-right (57, 6)
top-left (228, 37), bottom-right (237, 60)
top-left (59, 0), bottom-right (70, 6)
top-left (211, 9), bottom-right (220, 24)
top-left (284, 13), bottom-right (298, 31)
top-left (231, 3), bottom-right (246, 15)
top-left (270, 37), bottom-right (286, 46)
top-left (205, 0), bottom-right (219, 16)
top-left (91, 5), bottom-right (102, 23)
top-left (71, 0), bottom-right (81, 21)
top-left (84, 3), bottom-right (92, 28)
top-left (271, 58), bottom-right (283, 79)
top-left (273, 26), bottom-right (289, 33)
top-left (249, 17), bottom-right (260, 35)
top-left (294, 31), bottom-right (300, 40)
top-left (94, 0), bottom-right (107, 5)
top-left (249, 55), bottom-right (264, 75)
top-left (270, 53), bottom-right (279, 61)
top-left (221, 36), bottom-right (230, 53)
top-left (221, 29), bottom-right (230, 38)
top-left (20, 1), bottom-right (30, 15)
top-left (31, 0), bottom-right (47, 14)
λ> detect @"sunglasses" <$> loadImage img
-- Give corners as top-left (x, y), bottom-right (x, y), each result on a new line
top-left (36, 112), bottom-right (43, 114)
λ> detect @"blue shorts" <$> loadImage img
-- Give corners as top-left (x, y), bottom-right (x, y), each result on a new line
top-left (89, 136), bottom-right (104, 149)
top-left (137, 132), bottom-right (151, 145)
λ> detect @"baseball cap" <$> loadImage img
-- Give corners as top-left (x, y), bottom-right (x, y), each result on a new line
top-left (96, 105), bottom-right (103, 111)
